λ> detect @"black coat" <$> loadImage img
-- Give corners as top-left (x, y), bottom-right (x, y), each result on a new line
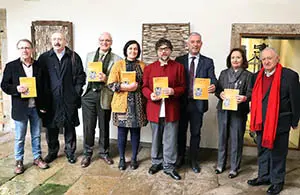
top-left (175, 54), bottom-right (218, 113)
top-left (215, 68), bottom-right (253, 115)
top-left (38, 47), bottom-right (86, 128)
top-left (1, 58), bottom-right (47, 121)
top-left (253, 68), bottom-right (300, 134)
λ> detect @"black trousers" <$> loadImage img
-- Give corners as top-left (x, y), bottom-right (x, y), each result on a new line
top-left (82, 89), bottom-right (111, 157)
top-left (256, 130), bottom-right (289, 184)
top-left (46, 122), bottom-right (76, 157)
top-left (178, 99), bottom-right (203, 162)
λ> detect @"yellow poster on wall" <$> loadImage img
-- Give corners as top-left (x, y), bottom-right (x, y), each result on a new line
top-left (87, 62), bottom-right (103, 82)
top-left (193, 78), bottom-right (210, 100)
top-left (222, 89), bottom-right (239, 111)
top-left (121, 71), bottom-right (136, 85)
top-left (153, 77), bottom-right (169, 99)
top-left (19, 77), bottom-right (37, 98)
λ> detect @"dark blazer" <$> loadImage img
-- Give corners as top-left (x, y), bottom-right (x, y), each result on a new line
top-left (215, 68), bottom-right (253, 114)
top-left (38, 47), bottom-right (86, 127)
top-left (1, 58), bottom-right (47, 121)
top-left (253, 67), bottom-right (300, 134)
top-left (175, 54), bottom-right (217, 113)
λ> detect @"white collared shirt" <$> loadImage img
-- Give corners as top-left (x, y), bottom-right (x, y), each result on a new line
top-left (188, 53), bottom-right (200, 77)
top-left (55, 49), bottom-right (65, 61)
top-left (265, 68), bottom-right (276, 77)
top-left (22, 63), bottom-right (35, 108)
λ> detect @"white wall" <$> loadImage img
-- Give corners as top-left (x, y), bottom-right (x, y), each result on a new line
top-left (1, 0), bottom-right (300, 148)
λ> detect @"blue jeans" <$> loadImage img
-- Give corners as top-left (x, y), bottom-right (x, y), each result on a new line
top-left (14, 107), bottom-right (41, 161)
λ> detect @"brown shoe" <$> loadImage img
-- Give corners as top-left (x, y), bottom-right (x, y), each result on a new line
top-left (15, 160), bottom-right (24, 174)
top-left (33, 157), bottom-right (49, 169)
top-left (81, 156), bottom-right (91, 168)
top-left (99, 155), bottom-right (114, 165)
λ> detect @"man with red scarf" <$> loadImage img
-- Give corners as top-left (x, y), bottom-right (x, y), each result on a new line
top-left (247, 47), bottom-right (300, 195)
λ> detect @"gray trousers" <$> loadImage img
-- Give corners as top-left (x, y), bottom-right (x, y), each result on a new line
top-left (217, 110), bottom-right (247, 172)
top-left (150, 118), bottom-right (178, 172)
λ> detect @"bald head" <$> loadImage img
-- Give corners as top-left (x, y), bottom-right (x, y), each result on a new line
top-left (98, 32), bottom-right (113, 52)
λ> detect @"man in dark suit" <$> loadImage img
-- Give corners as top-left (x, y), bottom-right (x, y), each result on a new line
top-left (247, 47), bottom-right (300, 195)
top-left (175, 32), bottom-right (217, 173)
top-left (1, 39), bottom-right (49, 174)
top-left (38, 32), bottom-right (86, 164)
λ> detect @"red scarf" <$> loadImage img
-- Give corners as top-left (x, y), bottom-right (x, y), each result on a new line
top-left (250, 63), bottom-right (282, 149)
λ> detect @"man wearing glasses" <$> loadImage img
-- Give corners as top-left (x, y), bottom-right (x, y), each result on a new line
top-left (142, 38), bottom-right (185, 180)
top-left (80, 32), bottom-right (122, 168)
top-left (1, 39), bottom-right (49, 174)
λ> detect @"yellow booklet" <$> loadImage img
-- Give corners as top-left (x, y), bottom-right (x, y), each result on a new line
top-left (87, 62), bottom-right (103, 82)
top-left (193, 78), bottom-right (211, 100)
top-left (19, 77), bottom-right (37, 98)
top-left (121, 71), bottom-right (136, 85)
top-left (153, 77), bottom-right (169, 98)
top-left (222, 89), bottom-right (240, 111)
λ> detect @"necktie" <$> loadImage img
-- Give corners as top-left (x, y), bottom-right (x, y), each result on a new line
top-left (99, 53), bottom-right (105, 62)
top-left (189, 57), bottom-right (196, 98)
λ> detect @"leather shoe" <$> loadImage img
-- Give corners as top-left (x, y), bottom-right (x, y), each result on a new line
top-left (130, 160), bottom-right (139, 170)
top-left (44, 154), bottom-right (57, 163)
top-left (247, 178), bottom-right (271, 186)
top-left (267, 183), bottom-right (283, 195)
top-left (33, 157), bottom-right (49, 169)
top-left (191, 162), bottom-right (200, 173)
top-left (148, 164), bottom-right (163, 175)
top-left (81, 156), bottom-right (91, 168)
top-left (215, 168), bottom-right (223, 174)
top-left (67, 155), bottom-right (76, 164)
top-left (228, 171), bottom-right (238, 179)
top-left (100, 155), bottom-right (114, 165)
top-left (175, 156), bottom-right (184, 168)
top-left (118, 158), bottom-right (126, 170)
top-left (164, 170), bottom-right (181, 180)
top-left (15, 160), bottom-right (24, 174)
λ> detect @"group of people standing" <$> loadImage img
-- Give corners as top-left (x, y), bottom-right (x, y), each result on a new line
top-left (1, 30), bottom-right (300, 195)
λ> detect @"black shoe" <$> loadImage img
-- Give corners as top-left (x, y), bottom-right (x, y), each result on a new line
top-left (247, 178), bottom-right (271, 186)
top-left (164, 170), bottom-right (182, 180)
top-left (215, 168), bottom-right (223, 174)
top-left (175, 156), bottom-right (184, 168)
top-left (148, 164), bottom-right (163, 175)
top-left (267, 183), bottom-right (283, 195)
top-left (130, 160), bottom-right (138, 170)
top-left (81, 156), bottom-right (91, 168)
top-left (118, 158), bottom-right (126, 170)
top-left (99, 154), bottom-right (114, 165)
top-left (191, 162), bottom-right (200, 173)
top-left (228, 171), bottom-right (238, 179)
top-left (67, 155), bottom-right (76, 164)
top-left (44, 154), bottom-right (57, 163)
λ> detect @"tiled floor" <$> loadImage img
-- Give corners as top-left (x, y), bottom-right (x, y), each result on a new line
top-left (0, 130), bottom-right (300, 195)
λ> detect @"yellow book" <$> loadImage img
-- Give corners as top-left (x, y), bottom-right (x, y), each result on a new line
top-left (222, 89), bottom-right (240, 111)
top-left (153, 77), bottom-right (169, 99)
top-left (121, 71), bottom-right (136, 85)
top-left (19, 77), bottom-right (37, 98)
top-left (193, 78), bottom-right (211, 100)
top-left (87, 62), bottom-right (103, 82)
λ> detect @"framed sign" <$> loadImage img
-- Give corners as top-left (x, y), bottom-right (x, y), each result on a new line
top-left (31, 20), bottom-right (73, 58)
top-left (142, 23), bottom-right (190, 65)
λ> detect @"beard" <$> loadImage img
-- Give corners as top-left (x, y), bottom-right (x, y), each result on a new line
top-left (160, 55), bottom-right (169, 62)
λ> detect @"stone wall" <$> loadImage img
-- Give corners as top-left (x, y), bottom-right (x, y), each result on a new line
top-left (142, 23), bottom-right (190, 64)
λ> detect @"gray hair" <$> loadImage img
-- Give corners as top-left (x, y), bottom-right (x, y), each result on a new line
top-left (188, 32), bottom-right (202, 41)
top-left (260, 47), bottom-right (279, 59)
top-left (16, 39), bottom-right (33, 49)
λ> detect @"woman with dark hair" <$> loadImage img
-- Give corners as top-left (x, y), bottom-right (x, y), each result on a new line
top-left (215, 48), bottom-right (253, 178)
top-left (107, 40), bottom-right (147, 170)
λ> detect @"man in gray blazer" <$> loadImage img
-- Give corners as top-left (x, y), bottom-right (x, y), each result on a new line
top-left (175, 32), bottom-right (217, 173)
top-left (81, 32), bottom-right (122, 168)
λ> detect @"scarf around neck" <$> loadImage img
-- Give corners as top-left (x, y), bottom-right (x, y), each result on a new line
top-left (250, 63), bottom-right (282, 149)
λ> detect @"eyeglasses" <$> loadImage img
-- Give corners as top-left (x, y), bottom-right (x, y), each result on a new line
top-left (158, 47), bottom-right (170, 52)
top-left (18, 47), bottom-right (32, 50)
top-left (99, 39), bottom-right (112, 43)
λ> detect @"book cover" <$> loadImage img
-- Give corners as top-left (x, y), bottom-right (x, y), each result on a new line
top-left (193, 78), bottom-right (211, 100)
top-left (121, 71), bottom-right (136, 85)
top-left (153, 77), bottom-right (169, 99)
top-left (19, 77), bottom-right (37, 98)
top-left (87, 62), bottom-right (103, 82)
top-left (222, 89), bottom-right (240, 111)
